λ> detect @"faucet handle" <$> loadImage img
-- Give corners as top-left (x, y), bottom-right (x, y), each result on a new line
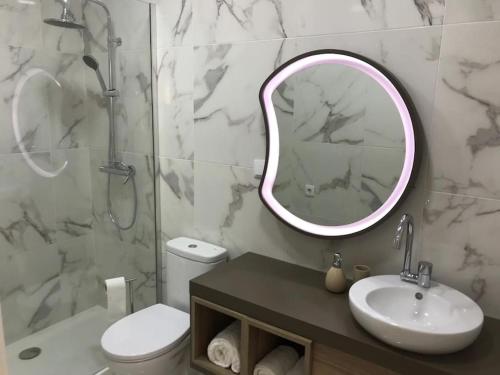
top-left (417, 261), bottom-right (433, 288)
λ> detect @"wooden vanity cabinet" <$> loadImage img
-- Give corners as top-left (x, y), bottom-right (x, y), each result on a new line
top-left (311, 343), bottom-right (398, 375)
top-left (191, 297), bottom-right (397, 375)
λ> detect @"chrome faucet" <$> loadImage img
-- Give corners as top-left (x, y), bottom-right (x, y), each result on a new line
top-left (393, 214), bottom-right (433, 288)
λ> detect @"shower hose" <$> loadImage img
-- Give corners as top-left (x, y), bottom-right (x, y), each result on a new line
top-left (106, 172), bottom-right (138, 231)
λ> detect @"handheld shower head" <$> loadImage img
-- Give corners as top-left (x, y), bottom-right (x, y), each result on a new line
top-left (83, 55), bottom-right (108, 93)
top-left (43, 0), bottom-right (86, 29)
top-left (83, 55), bottom-right (99, 71)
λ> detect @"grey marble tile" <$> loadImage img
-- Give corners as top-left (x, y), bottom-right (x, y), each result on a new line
top-left (52, 149), bottom-right (93, 243)
top-left (422, 192), bottom-right (500, 318)
top-left (156, 0), bottom-right (193, 48)
top-left (283, 143), bottom-right (365, 226)
top-left (193, 161), bottom-right (335, 270)
top-left (445, 0), bottom-right (500, 23)
top-left (0, 46), bottom-right (49, 154)
top-left (193, 0), bottom-right (289, 45)
top-left (83, 0), bottom-right (151, 53)
top-left (159, 157), bottom-right (195, 242)
top-left (0, 234), bottom-right (99, 343)
top-left (94, 233), bottom-right (156, 312)
top-left (194, 39), bottom-right (294, 167)
top-left (429, 22), bottom-right (500, 199)
top-left (335, 159), bottom-right (430, 279)
top-left (47, 52), bottom-right (89, 150)
top-left (41, 0), bottom-right (85, 54)
top-left (90, 150), bottom-right (156, 252)
top-left (85, 45), bottom-right (153, 154)
top-left (0, 46), bottom-right (88, 154)
top-left (193, 27), bottom-right (440, 168)
top-left (85, 48), bottom-right (152, 102)
top-left (286, 0), bottom-right (445, 39)
top-left (290, 26), bottom-right (442, 142)
top-left (193, 0), bottom-right (445, 45)
top-left (0, 152), bottom-right (56, 252)
top-left (0, 0), bottom-right (43, 50)
top-left (86, 87), bottom-right (153, 154)
top-left (157, 46), bottom-right (194, 159)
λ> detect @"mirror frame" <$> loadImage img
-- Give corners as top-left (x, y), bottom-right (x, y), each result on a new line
top-left (258, 49), bottom-right (422, 237)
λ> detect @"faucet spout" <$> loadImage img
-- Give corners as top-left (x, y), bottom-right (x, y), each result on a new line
top-left (393, 214), bottom-right (433, 288)
top-left (393, 214), bottom-right (419, 284)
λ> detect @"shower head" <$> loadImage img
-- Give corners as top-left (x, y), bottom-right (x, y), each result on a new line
top-left (83, 55), bottom-right (99, 71)
top-left (83, 55), bottom-right (108, 93)
top-left (43, 17), bottom-right (86, 29)
top-left (43, 0), bottom-right (86, 30)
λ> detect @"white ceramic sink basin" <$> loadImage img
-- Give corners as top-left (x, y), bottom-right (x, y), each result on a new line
top-left (349, 275), bottom-right (484, 354)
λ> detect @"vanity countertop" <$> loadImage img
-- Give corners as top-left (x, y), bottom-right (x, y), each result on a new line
top-left (190, 252), bottom-right (500, 375)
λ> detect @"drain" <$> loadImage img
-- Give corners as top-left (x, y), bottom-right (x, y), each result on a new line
top-left (188, 244), bottom-right (198, 248)
top-left (18, 347), bottom-right (41, 360)
top-left (415, 292), bottom-right (423, 300)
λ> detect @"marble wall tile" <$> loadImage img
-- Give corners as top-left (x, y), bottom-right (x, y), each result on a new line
top-left (85, 48), bottom-right (152, 102)
top-left (0, 152), bottom-right (56, 252)
top-left (157, 46), bottom-right (194, 159)
top-left (286, 0), bottom-right (445, 39)
top-left (193, 0), bottom-right (445, 45)
top-left (193, 27), bottom-right (440, 168)
top-left (41, 0), bottom-right (85, 54)
top-left (192, 0), bottom-right (289, 45)
top-left (47, 52), bottom-right (89, 150)
top-left (0, 0), bottom-right (42, 50)
top-left (52, 149), bottom-right (93, 243)
top-left (286, 143), bottom-right (365, 226)
top-left (193, 161), bottom-right (336, 270)
top-left (194, 39), bottom-right (294, 167)
top-left (90, 149), bottom-right (156, 252)
top-left (94, 233), bottom-right (156, 312)
top-left (0, 46), bottom-right (49, 154)
top-left (429, 21), bottom-right (500, 199)
top-left (445, 0), bottom-right (500, 23)
top-left (86, 89), bottom-right (153, 154)
top-left (290, 26), bottom-right (442, 139)
top-left (0, 46), bottom-right (88, 154)
top-left (337, 161), bottom-right (430, 279)
top-left (156, 0), bottom-right (193, 48)
top-left (0, 234), bottom-right (99, 343)
top-left (85, 46), bottom-right (153, 154)
top-left (159, 157), bottom-right (194, 243)
top-left (422, 192), bottom-right (500, 318)
top-left (83, 0), bottom-right (151, 53)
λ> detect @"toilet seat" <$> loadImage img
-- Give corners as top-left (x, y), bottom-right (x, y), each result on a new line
top-left (101, 304), bottom-right (190, 363)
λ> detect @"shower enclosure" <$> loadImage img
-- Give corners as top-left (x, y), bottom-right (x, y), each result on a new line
top-left (0, 0), bottom-right (160, 374)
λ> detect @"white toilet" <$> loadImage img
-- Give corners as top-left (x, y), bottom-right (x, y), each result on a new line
top-left (100, 237), bottom-right (228, 375)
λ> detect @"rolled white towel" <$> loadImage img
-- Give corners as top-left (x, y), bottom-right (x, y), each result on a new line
top-left (286, 357), bottom-right (304, 375)
top-left (207, 321), bottom-right (241, 373)
top-left (253, 345), bottom-right (299, 375)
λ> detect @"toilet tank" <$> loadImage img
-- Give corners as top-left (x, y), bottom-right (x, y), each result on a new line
top-left (163, 237), bottom-right (227, 313)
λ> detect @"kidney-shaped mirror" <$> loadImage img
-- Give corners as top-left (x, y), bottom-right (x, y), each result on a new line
top-left (259, 50), bottom-right (422, 237)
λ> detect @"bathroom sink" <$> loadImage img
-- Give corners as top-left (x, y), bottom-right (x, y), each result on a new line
top-left (349, 275), bottom-right (484, 354)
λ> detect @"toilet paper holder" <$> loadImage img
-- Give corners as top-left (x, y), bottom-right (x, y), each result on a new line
top-left (105, 277), bottom-right (137, 314)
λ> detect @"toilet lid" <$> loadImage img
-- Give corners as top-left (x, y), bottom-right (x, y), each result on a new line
top-left (101, 304), bottom-right (190, 362)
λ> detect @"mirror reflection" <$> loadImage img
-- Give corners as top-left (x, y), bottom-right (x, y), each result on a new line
top-left (271, 63), bottom-right (406, 226)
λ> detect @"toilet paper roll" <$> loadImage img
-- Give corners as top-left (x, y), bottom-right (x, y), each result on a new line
top-left (105, 277), bottom-right (127, 322)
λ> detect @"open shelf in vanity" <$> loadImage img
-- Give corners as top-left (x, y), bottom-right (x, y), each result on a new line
top-left (191, 296), bottom-right (312, 375)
